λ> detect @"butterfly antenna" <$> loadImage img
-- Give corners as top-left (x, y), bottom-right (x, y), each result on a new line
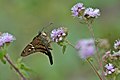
top-left (41, 22), bottom-right (53, 32)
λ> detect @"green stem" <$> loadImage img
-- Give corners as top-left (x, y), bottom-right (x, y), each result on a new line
top-left (4, 54), bottom-right (27, 80)
top-left (113, 76), bottom-right (116, 80)
top-left (65, 39), bottom-right (103, 80)
top-left (87, 21), bottom-right (100, 60)
top-left (86, 21), bottom-right (105, 79)
top-left (86, 58), bottom-right (103, 80)
top-left (65, 39), bottom-right (76, 49)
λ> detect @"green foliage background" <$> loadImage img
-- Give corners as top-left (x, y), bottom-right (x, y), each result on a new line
top-left (0, 0), bottom-right (120, 80)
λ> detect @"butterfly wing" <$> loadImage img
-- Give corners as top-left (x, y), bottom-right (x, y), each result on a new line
top-left (21, 33), bottom-right (53, 65)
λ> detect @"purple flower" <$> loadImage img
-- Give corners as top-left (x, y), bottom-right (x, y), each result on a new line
top-left (84, 8), bottom-right (100, 19)
top-left (114, 39), bottom-right (120, 50)
top-left (2, 33), bottom-right (16, 43)
top-left (75, 39), bottom-right (95, 59)
top-left (104, 63), bottom-right (115, 75)
top-left (105, 63), bottom-right (114, 70)
top-left (0, 33), bottom-right (15, 47)
top-left (71, 3), bottom-right (85, 17)
top-left (51, 27), bottom-right (67, 42)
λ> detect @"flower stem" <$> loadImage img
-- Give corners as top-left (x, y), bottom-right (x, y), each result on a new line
top-left (113, 76), bottom-right (116, 80)
top-left (65, 39), bottom-right (103, 80)
top-left (4, 54), bottom-right (27, 80)
top-left (86, 58), bottom-right (103, 80)
top-left (86, 21), bottom-right (105, 79)
top-left (65, 39), bottom-right (76, 49)
top-left (87, 21), bottom-right (100, 60)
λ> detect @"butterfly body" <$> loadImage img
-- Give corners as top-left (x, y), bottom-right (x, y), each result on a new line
top-left (21, 31), bottom-right (53, 65)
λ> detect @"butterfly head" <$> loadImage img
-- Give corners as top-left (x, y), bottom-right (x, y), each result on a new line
top-left (38, 31), bottom-right (47, 36)
top-left (41, 31), bottom-right (47, 37)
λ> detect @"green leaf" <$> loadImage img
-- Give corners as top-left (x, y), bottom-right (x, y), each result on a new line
top-left (0, 45), bottom-right (8, 60)
top-left (62, 45), bottom-right (66, 54)
top-left (20, 70), bottom-right (29, 78)
top-left (0, 58), bottom-right (6, 64)
top-left (87, 57), bottom-right (93, 62)
top-left (0, 50), bottom-right (4, 59)
top-left (0, 48), bottom-right (7, 64)
top-left (58, 41), bottom-right (64, 46)
top-left (20, 63), bottom-right (32, 71)
top-left (17, 57), bottom-right (23, 63)
top-left (15, 58), bottom-right (31, 79)
top-left (16, 57), bottom-right (32, 72)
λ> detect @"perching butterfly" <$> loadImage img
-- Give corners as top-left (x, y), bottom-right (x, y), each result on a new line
top-left (21, 23), bottom-right (53, 65)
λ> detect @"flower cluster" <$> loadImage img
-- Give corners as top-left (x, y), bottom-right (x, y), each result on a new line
top-left (102, 39), bottom-right (120, 77)
top-left (114, 39), bottom-right (120, 50)
top-left (75, 39), bottom-right (95, 59)
top-left (50, 27), bottom-right (68, 43)
top-left (102, 51), bottom-right (112, 62)
top-left (71, 3), bottom-right (85, 17)
top-left (84, 8), bottom-right (100, 19)
top-left (103, 39), bottom-right (120, 62)
top-left (71, 3), bottom-right (100, 19)
top-left (0, 33), bottom-right (15, 47)
top-left (104, 63), bottom-right (116, 76)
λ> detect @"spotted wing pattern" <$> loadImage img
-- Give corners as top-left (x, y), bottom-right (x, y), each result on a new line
top-left (21, 32), bottom-right (53, 65)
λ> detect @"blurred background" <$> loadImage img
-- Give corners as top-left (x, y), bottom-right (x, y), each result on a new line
top-left (0, 0), bottom-right (120, 80)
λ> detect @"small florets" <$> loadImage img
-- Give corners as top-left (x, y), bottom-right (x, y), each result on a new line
top-left (104, 63), bottom-right (116, 76)
top-left (50, 27), bottom-right (68, 43)
top-left (71, 3), bottom-right (100, 20)
top-left (84, 8), bottom-right (100, 19)
top-left (71, 3), bottom-right (85, 17)
top-left (0, 32), bottom-right (16, 47)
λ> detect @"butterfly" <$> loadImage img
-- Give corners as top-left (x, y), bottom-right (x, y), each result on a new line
top-left (21, 23), bottom-right (53, 65)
